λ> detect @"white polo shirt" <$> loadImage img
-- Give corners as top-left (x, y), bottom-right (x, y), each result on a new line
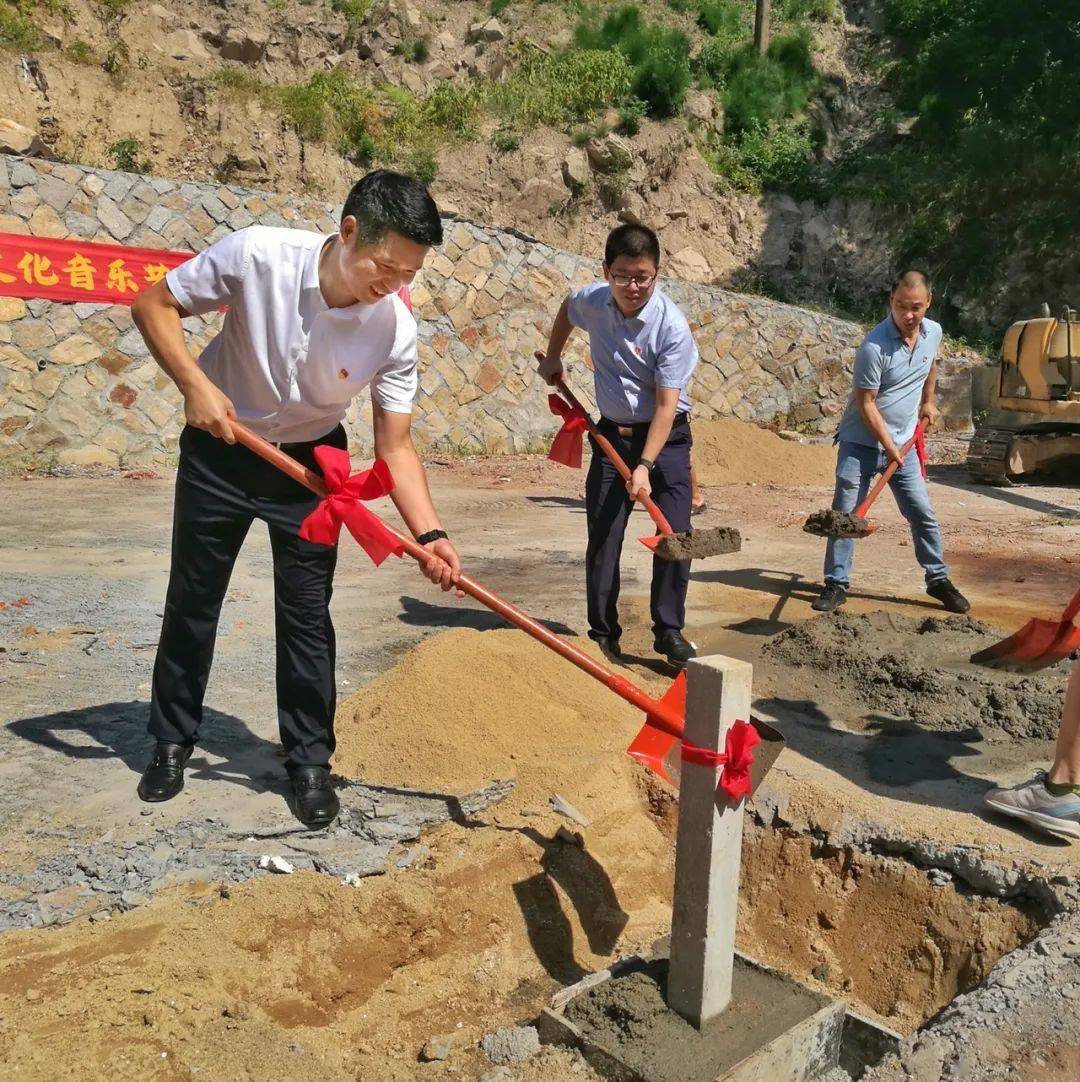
top-left (165, 226), bottom-right (418, 444)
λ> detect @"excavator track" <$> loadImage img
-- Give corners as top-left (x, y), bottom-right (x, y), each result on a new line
top-left (966, 426), bottom-right (1016, 486)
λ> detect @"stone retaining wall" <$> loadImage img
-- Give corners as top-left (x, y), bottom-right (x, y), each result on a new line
top-left (0, 155), bottom-right (973, 470)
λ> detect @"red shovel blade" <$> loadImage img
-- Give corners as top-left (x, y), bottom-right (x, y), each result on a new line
top-left (627, 670), bottom-right (686, 785)
top-left (862, 521), bottom-right (880, 535)
top-left (972, 617), bottom-right (1080, 671)
top-left (639, 535), bottom-right (661, 551)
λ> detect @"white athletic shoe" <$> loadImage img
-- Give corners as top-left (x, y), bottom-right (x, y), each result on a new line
top-left (984, 771), bottom-right (1080, 840)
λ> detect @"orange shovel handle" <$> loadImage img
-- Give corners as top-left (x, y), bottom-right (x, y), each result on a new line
top-left (554, 380), bottom-right (675, 537)
top-left (228, 421), bottom-right (686, 739)
top-left (854, 421), bottom-right (927, 520)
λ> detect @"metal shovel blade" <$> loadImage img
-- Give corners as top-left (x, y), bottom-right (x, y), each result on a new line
top-left (802, 509), bottom-right (878, 539)
top-left (638, 526), bottom-right (744, 562)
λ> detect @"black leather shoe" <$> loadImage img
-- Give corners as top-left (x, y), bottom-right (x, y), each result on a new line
top-left (927, 578), bottom-right (971, 613)
top-left (654, 629), bottom-right (697, 666)
top-left (137, 742), bottom-right (193, 802)
top-left (593, 636), bottom-right (623, 662)
top-left (812, 583), bottom-right (848, 612)
top-left (289, 767), bottom-right (340, 829)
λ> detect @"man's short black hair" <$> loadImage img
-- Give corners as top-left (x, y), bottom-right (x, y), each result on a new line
top-left (891, 269), bottom-right (932, 294)
top-left (604, 223), bottom-right (661, 268)
top-left (342, 170), bottom-right (443, 248)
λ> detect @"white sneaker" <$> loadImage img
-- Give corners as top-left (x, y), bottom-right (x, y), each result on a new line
top-left (984, 772), bottom-right (1080, 840)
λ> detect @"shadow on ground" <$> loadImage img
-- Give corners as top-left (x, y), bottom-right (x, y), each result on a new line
top-left (508, 825), bottom-right (629, 985)
top-left (692, 566), bottom-right (942, 614)
top-left (6, 701), bottom-right (287, 795)
top-left (396, 594), bottom-right (576, 636)
top-left (755, 694), bottom-right (1066, 844)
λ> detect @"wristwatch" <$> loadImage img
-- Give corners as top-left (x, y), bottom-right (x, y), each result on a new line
top-left (416, 529), bottom-right (449, 545)
top-left (637, 457), bottom-right (656, 472)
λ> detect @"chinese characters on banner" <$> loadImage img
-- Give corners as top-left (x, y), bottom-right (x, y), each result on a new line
top-left (0, 232), bottom-right (193, 306)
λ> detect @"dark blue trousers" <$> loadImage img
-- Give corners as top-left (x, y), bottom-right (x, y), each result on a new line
top-left (148, 424), bottom-right (344, 770)
top-left (585, 415), bottom-right (693, 641)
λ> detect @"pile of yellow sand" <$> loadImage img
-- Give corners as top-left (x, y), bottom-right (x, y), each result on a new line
top-left (333, 627), bottom-right (671, 809)
top-left (692, 418), bottom-right (835, 487)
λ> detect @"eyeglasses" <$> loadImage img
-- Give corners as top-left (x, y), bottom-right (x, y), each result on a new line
top-left (610, 273), bottom-right (656, 288)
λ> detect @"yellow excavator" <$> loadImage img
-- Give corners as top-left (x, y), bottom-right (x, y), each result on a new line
top-left (966, 305), bottom-right (1080, 485)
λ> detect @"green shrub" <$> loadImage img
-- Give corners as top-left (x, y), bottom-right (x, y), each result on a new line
top-left (108, 138), bottom-right (150, 174)
top-left (574, 5), bottom-right (691, 118)
top-left (395, 36), bottom-right (430, 63)
top-left (279, 68), bottom-right (379, 152)
top-left (735, 120), bottom-right (815, 192)
top-left (103, 41), bottom-right (129, 75)
top-left (66, 39), bottom-right (95, 64)
top-left (490, 0), bottom-right (512, 13)
top-left (697, 0), bottom-right (744, 37)
top-left (331, 0), bottom-right (371, 22)
top-left (424, 82), bottom-right (478, 135)
top-left (406, 146), bottom-right (438, 183)
top-left (777, 0), bottom-right (840, 21)
top-left (616, 97), bottom-right (648, 135)
top-left (0, 3), bottom-right (40, 51)
top-left (490, 46), bottom-right (632, 127)
top-left (492, 127), bottom-right (520, 153)
top-left (723, 29), bottom-right (814, 135)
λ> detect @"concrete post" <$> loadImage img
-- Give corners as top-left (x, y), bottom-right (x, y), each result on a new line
top-left (666, 655), bottom-right (753, 1029)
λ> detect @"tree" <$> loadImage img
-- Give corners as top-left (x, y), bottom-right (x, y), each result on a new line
top-left (754, 0), bottom-right (771, 55)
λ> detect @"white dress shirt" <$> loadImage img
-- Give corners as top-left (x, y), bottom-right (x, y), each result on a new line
top-left (166, 226), bottom-right (418, 444)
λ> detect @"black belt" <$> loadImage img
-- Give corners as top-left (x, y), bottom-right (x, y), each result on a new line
top-left (599, 413), bottom-right (689, 438)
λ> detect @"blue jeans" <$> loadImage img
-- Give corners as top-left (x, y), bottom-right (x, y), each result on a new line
top-left (824, 440), bottom-right (948, 589)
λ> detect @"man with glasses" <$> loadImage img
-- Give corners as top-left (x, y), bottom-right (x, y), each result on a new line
top-left (539, 224), bottom-right (698, 666)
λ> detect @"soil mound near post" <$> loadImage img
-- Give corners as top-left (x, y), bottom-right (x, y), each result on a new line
top-left (763, 611), bottom-right (1069, 739)
top-left (691, 419), bottom-right (836, 487)
top-left (332, 626), bottom-right (670, 808)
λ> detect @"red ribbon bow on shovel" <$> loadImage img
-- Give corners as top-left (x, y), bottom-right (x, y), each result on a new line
top-left (547, 394), bottom-right (589, 469)
top-left (914, 424), bottom-right (929, 479)
top-left (298, 446), bottom-right (405, 566)
top-left (680, 718), bottom-right (762, 801)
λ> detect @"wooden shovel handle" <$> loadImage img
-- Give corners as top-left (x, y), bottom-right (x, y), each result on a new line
top-left (854, 422), bottom-right (927, 520)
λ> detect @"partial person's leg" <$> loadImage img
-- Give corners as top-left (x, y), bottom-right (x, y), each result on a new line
top-left (585, 433), bottom-right (633, 645)
top-left (148, 428), bottom-right (254, 748)
top-left (985, 659), bottom-right (1080, 839)
top-left (889, 451), bottom-right (968, 611)
top-left (142, 427), bottom-right (254, 802)
top-left (268, 524), bottom-right (338, 771)
top-left (650, 425), bottom-right (692, 638)
top-left (815, 443), bottom-right (875, 610)
top-left (888, 452), bottom-right (948, 583)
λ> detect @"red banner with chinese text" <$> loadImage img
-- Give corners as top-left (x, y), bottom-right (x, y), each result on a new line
top-left (0, 232), bottom-right (193, 306)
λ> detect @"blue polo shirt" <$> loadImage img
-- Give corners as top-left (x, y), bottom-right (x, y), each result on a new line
top-left (566, 283), bottom-right (697, 424)
top-left (837, 315), bottom-right (942, 449)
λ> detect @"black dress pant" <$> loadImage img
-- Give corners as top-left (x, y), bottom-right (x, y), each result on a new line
top-left (148, 424), bottom-right (346, 770)
top-left (585, 415), bottom-right (693, 642)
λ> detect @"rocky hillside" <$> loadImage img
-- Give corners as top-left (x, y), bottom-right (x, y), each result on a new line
top-left (0, 0), bottom-right (1075, 337)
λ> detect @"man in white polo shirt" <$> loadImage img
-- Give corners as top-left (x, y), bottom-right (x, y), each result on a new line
top-left (130, 170), bottom-right (460, 828)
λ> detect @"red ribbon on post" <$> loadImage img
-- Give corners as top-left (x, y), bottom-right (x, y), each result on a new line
top-left (680, 718), bottom-right (762, 801)
top-left (298, 446), bottom-right (405, 566)
top-left (547, 394), bottom-right (589, 468)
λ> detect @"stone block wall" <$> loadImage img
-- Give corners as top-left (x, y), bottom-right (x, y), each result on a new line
top-left (0, 155), bottom-right (975, 470)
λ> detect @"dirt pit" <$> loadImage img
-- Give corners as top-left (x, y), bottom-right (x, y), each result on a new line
top-left (655, 525), bottom-right (742, 561)
top-left (692, 419), bottom-right (836, 487)
top-left (763, 611), bottom-right (1070, 739)
top-left (737, 822), bottom-right (1044, 1034)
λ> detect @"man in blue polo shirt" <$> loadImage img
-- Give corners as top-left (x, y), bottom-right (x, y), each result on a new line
top-left (539, 224), bottom-right (698, 665)
top-left (812, 270), bottom-right (969, 613)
